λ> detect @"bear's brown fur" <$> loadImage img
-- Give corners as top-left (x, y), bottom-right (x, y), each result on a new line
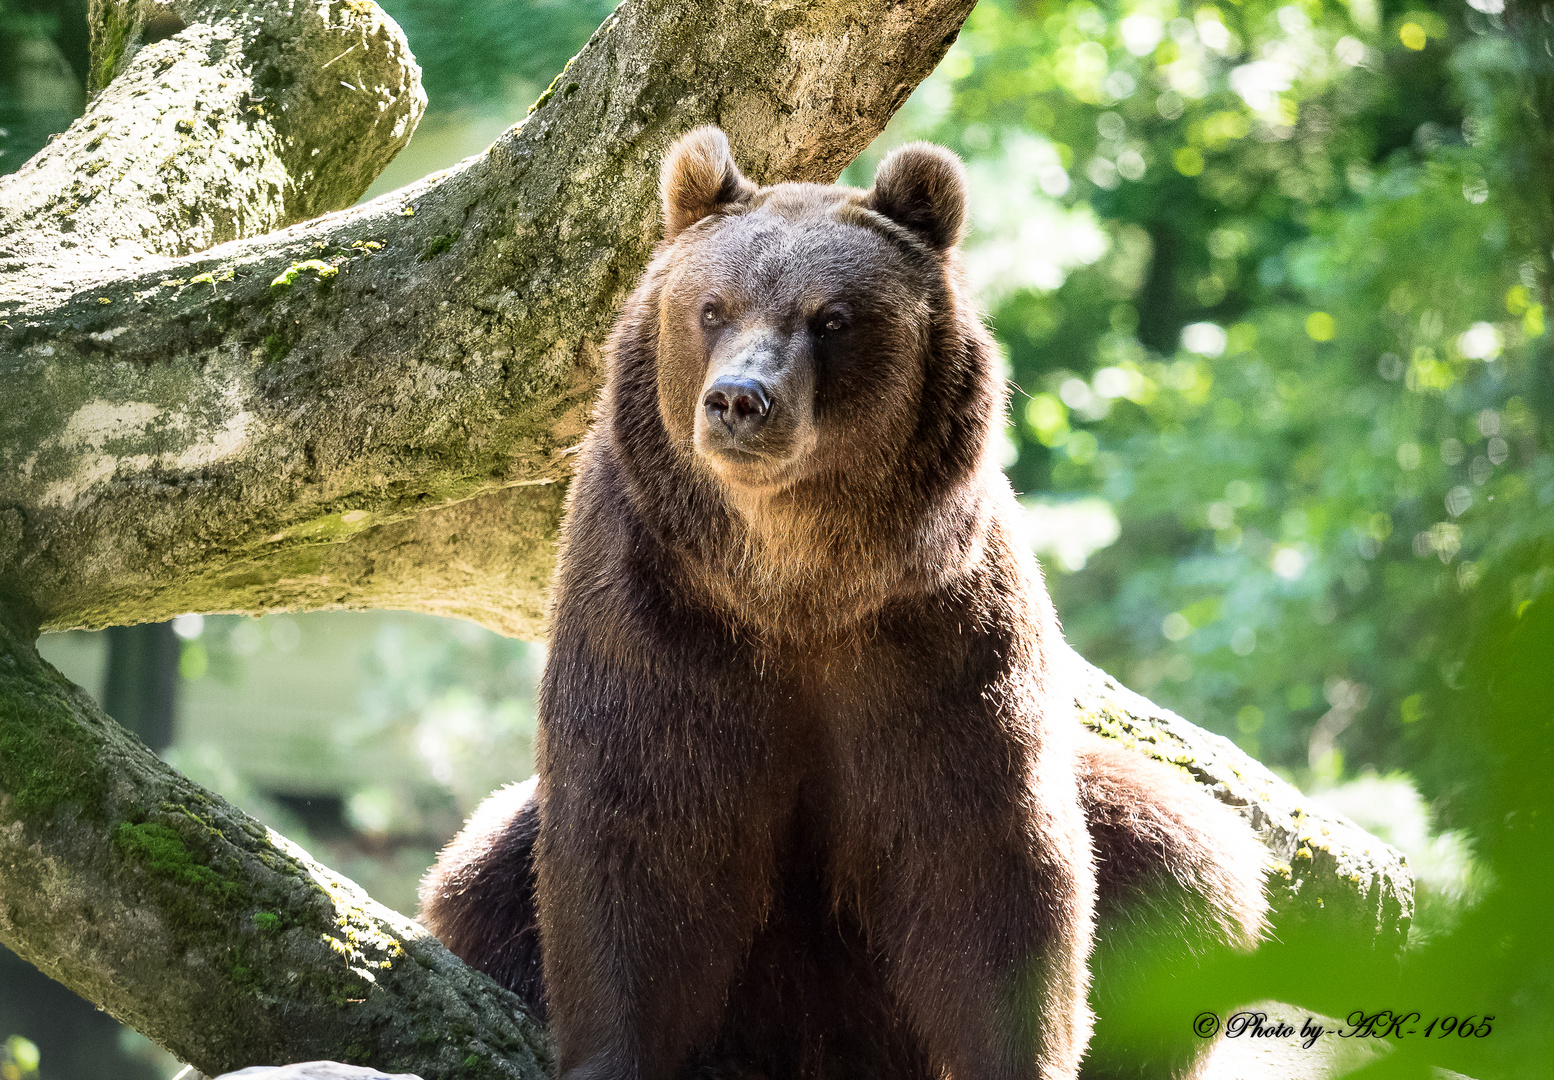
top-left (420, 128), bottom-right (1267, 1080)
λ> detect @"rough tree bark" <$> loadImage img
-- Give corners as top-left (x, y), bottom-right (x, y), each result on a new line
top-left (0, 0), bottom-right (1411, 1076)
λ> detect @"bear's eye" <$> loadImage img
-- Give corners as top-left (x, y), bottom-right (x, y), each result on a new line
top-left (701, 304), bottom-right (721, 327)
top-left (813, 309), bottom-right (850, 337)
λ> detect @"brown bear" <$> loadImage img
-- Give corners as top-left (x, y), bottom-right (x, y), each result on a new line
top-left (420, 128), bottom-right (1268, 1080)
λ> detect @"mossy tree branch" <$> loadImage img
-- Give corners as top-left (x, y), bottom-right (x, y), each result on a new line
top-left (1066, 651), bottom-right (1412, 954)
top-left (5, 0), bottom-right (426, 284)
top-left (0, 616), bottom-right (550, 1078)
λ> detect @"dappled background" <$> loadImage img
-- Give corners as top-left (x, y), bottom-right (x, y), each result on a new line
top-left (3, 0), bottom-right (1550, 1075)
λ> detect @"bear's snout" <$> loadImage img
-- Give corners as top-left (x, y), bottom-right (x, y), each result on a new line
top-left (691, 323), bottom-right (816, 481)
top-left (703, 378), bottom-right (772, 441)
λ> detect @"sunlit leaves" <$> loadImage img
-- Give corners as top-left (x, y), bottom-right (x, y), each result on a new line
top-left (878, 0), bottom-right (1552, 782)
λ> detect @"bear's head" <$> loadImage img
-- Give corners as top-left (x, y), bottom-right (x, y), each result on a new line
top-left (602, 127), bottom-right (1007, 630)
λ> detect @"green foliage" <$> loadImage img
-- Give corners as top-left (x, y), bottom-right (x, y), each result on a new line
top-left (374, 0), bottom-right (617, 107)
top-left (0, 1), bottom-right (85, 176)
top-left (871, 0), bottom-right (1553, 804)
top-left (0, 0), bottom-right (55, 40)
top-left (0, 1035), bottom-right (40, 1080)
top-left (1178, 551), bottom-right (1554, 1080)
top-left (1386, 551), bottom-right (1554, 1077)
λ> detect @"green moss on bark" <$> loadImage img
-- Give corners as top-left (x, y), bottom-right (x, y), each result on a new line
top-left (113, 820), bottom-right (247, 930)
top-left (1, 606), bottom-right (554, 1076)
top-left (419, 232), bottom-right (460, 260)
top-left (91, 2), bottom-right (130, 94)
top-left (0, 633), bottom-right (112, 820)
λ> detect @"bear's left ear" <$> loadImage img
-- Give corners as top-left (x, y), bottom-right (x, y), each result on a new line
top-left (660, 127), bottom-right (757, 241)
top-left (865, 142), bottom-right (968, 252)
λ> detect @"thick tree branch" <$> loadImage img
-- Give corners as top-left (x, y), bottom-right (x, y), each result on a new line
top-left (128, 483), bottom-right (568, 639)
top-left (1, 0), bottom-right (975, 633)
top-left (0, 615), bottom-right (549, 1078)
top-left (3, 0), bottom-right (425, 283)
top-left (1067, 652), bottom-right (1412, 952)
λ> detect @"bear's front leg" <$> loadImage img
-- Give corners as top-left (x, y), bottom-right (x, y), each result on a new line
top-left (827, 634), bottom-right (1097, 1080)
top-left (534, 610), bottom-right (796, 1080)
top-left (839, 740), bottom-right (1095, 1079)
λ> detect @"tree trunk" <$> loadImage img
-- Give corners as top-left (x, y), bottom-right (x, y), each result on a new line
top-left (0, 0), bottom-right (1411, 1075)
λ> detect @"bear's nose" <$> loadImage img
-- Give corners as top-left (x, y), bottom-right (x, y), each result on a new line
top-left (703, 378), bottom-right (771, 440)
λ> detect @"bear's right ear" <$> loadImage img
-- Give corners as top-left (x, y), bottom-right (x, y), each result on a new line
top-left (865, 142), bottom-right (968, 252)
top-left (660, 127), bottom-right (757, 241)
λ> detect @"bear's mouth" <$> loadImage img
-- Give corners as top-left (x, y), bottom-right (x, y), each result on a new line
top-left (700, 442), bottom-right (786, 476)
top-left (694, 414), bottom-right (797, 473)
top-left (696, 438), bottom-right (807, 491)
top-left (710, 447), bottom-right (766, 465)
